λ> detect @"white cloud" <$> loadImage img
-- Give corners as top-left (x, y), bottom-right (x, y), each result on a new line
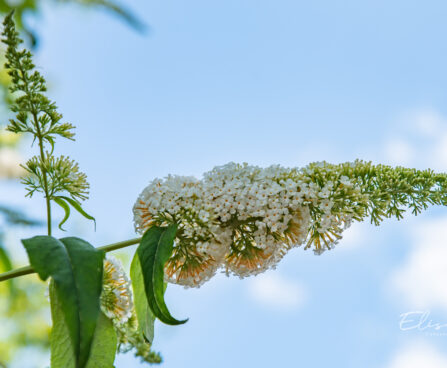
top-left (410, 109), bottom-right (446, 138)
top-left (336, 221), bottom-right (373, 251)
top-left (390, 217), bottom-right (447, 311)
top-left (381, 108), bottom-right (447, 169)
top-left (384, 138), bottom-right (415, 166)
top-left (386, 341), bottom-right (447, 368)
top-left (247, 272), bottom-right (307, 310)
top-left (433, 132), bottom-right (447, 168)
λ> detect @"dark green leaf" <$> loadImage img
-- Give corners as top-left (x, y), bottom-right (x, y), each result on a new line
top-left (54, 196), bottom-right (71, 231)
top-left (23, 236), bottom-right (104, 368)
top-left (50, 282), bottom-right (117, 368)
top-left (59, 196), bottom-right (96, 230)
top-left (137, 225), bottom-right (187, 326)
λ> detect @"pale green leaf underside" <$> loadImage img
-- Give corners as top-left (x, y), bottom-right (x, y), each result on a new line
top-left (130, 253), bottom-right (156, 343)
top-left (51, 282), bottom-right (117, 368)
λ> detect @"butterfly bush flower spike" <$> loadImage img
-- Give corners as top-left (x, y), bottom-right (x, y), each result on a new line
top-left (134, 161), bottom-right (447, 289)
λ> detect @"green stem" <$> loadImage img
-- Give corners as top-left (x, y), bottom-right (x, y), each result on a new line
top-left (0, 237), bottom-right (142, 282)
top-left (17, 61), bottom-right (52, 236)
top-left (32, 111), bottom-right (52, 236)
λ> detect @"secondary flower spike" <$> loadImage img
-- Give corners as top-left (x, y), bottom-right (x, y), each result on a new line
top-left (133, 161), bottom-right (447, 288)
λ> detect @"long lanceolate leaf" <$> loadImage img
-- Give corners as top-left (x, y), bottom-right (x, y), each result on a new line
top-left (22, 236), bottom-right (104, 368)
top-left (54, 196), bottom-right (71, 231)
top-left (57, 196), bottom-right (96, 230)
top-left (130, 254), bottom-right (156, 343)
top-left (137, 225), bottom-right (188, 325)
top-left (50, 282), bottom-right (117, 368)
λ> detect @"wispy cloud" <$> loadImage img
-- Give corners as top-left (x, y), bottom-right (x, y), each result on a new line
top-left (386, 341), bottom-right (447, 368)
top-left (383, 138), bottom-right (415, 166)
top-left (390, 217), bottom-right (447, 311)
top-left (337, 221), bottom-right (375, 251)
top-left (247, 272), bottom-right (307, 311)
top-left (382, 108), bottom-right (447, 169)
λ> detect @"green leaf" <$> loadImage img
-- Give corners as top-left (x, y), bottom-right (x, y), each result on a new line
top-left (0, 243), bottom-right (14, 294)
top-left (54, 196), bottom-right (71, 231)
top-left (50, 282), bottom-right (117, 368)
top-left (50, 281), bottom-right (75, 368)
top-left (85, 312), bottom-right (117, 368)
top-left (0, 244), bottom-right (12, 272)
top-left (130, 253), bottom-right (156, 343)
top-left (137, 225), bottom-right (188, 326)
top-left (59, 196), bottom-right (96, 230)
top-left (22, 236), bottom-right (104, 368)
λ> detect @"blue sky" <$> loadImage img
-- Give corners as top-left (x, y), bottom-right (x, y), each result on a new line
top-left (3, 1), bottom-right (447, 367)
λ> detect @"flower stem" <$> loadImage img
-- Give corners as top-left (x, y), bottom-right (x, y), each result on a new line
top-left (0, 237), bottom-right (142, 282)
top-left (18, 56), bottom-right (52, 236)
top-left (32, 111), bottom-right (52, 236)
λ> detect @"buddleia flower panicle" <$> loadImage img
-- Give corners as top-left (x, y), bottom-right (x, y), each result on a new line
top-left (133, 175), bottom-right (223, 288)
top-left (100, 256), bottom-right (162, 364)
top-left (134, 160), bottom-right (447, 288)
top-left (1, 13), bottom-right (94, 229)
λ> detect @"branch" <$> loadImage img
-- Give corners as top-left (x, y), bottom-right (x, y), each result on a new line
top-left (0, 237), bottom-right (141, 282)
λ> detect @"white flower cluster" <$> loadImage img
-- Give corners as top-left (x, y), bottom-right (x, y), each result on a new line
top-left (133, 162), bottom-right (363, 288)
top-left (101, 256), bottom-right (134, 324)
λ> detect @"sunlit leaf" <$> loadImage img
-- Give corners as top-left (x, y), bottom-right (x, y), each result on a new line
top-left (50, 282), bottom-right (117, 368)
top-left (130, 253), bottom-right (156, 343)
top-left (22, 236), bottom-right (104, 367)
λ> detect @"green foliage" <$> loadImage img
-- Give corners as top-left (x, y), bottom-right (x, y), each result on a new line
top-left (0, 243), bottom-right (12, 271)
top-left (0, 209), bottom-right (48, 367)
top-left (130, 254), bottom-right (156, 344)
top-left (2, 12), bottom-right (94, 233)
top-left (86, 312), bottom-right (118, 368)
top-left (22, 236), bottom-right (104, 368)
top-left (51, 282), bottom-right (117, 368)
top-left (57, 195), bottom-right (96, 227)
top-left (137, 224), bottom-right (188, 326)
top-left (0, 241), bottom-right (12, 295)
top-left (0, 274), bottom-right (50, 366)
